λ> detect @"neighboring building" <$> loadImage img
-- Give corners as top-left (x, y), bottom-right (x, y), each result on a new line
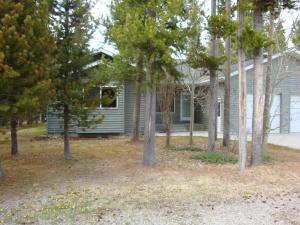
top-left (47, 50), bottom-right (300, 135)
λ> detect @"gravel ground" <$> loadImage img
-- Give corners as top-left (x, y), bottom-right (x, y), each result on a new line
top-left (97, 192), bottom-right (300, 225)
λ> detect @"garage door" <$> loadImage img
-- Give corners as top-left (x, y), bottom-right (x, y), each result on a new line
top-left (290, 96), bottom-right (300, 133)
top-left (247, 95), bottom-right (281, 133)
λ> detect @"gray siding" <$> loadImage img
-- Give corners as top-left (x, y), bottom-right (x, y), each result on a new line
top-left (77, 86), bottom-right (125, 133)
top-left (228, 55), bottom-right (300, 134)
top-left (47, 110), bottom-right (76, 134)
top-left (124, 81), bottom-right (145, 134)
top-left (47, 86), bottom-right (125, 134)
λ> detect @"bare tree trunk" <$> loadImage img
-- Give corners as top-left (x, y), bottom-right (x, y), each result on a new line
top-left (252, 7), bottom-right (264, 166)
top-left (143, 61), bottom-right (156, 166)
top-left (263, 13), bottom-right (274, 150)
top-left (63, 105), bottom-right (71, 160)
top-left (131, 77), bottom-right (141, 141)
top-left (223, 0), bottom-right (231, 147)
top-left (208, 0), bottom-right (218, 152)
top-left (10, 120), bottom-right (18, 155)
top-left (238, 0), bottom-right (247, 171)
top-left (189, 83), bottom-right (195, 146)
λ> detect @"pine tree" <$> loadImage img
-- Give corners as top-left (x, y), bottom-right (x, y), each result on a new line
top-left (50, 0), bottom-right (101, 160)
top-left (0, 0), bottom-right (54, 156)
top-left (107, 0), bottom-right (188, 166)
top-left (251, 0), bottom-right (297, 166)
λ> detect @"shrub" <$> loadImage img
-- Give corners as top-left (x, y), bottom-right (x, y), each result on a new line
top-left (167, 145), bottom-right (204, 152)
top-left (191, 151), bottom-right (238, 164)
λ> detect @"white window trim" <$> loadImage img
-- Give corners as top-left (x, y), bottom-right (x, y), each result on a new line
top-left (100, 86), bottom-right (119, 109)
top-left (180, 92), bottom-right (191, 121)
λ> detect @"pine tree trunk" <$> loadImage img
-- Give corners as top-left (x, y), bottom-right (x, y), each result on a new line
top-left (63, 105), bottom-right (71, 160)
top-left (131, 77), bottom-right (141, 141)
top-left (166, 127), bottom-right (171, 147)
top-left (10, 120), bottom-right (18, 155)
top-left (263, 13), bottom-right (274, 150)
top-left (189, 84), bottom-right (195, 146)
top-left (0, 163), bottom-right (4, 178)
top-left (238, 1), bottom-right (247, 171)
top-left (223, 0), bottom-right (231, 147)
top-left (215, 79), bottom-right (218, 141)
top-left (208, 0), bottom-right (218, 152)
top-left (143, 61), bottom-right (156, 166)
top-left (252, 8), bottom-right (264, 166)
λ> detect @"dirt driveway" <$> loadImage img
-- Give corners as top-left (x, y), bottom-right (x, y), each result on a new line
top-left (0, 126), bottom-right (300, 224)
top-left (268, 133), bottom-right (300, 150)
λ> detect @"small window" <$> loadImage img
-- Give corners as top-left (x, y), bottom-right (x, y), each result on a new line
top-left (100, 87), bottom-right (118, 109)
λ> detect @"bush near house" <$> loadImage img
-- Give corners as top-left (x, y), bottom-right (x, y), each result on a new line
top-left (191, 151), bottom-right (238, 164)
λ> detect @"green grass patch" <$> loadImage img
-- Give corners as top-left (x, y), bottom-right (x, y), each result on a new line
top-left (264, 154), bottom-right (272, 162)
top-left (166, 145), bottom-right (204, 152)
top-left (19, 124), bottom-right (47, 135)
top-left (191, 151), bottom-right (238, 164)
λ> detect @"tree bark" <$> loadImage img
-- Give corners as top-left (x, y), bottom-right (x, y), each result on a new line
top-left (208, 0), bottom-right (218, 152)
top-left (63, 105), bottom-right (71, 160)
top-left (143, 61), bottom-right (156, 166)
top-left (263, 13), bottom-right (274, 150)
top-left (131, 77), bottom-right (141, 142)
top-left (223, 0), bottom-right (231, 147)
top-left (0, 163), bottom-right (4, 178)
top-left (252, 7), bottom-right (264, 166)
top-left (238, 0), bottom-right (247, 171)
top-left (10, 120), bottom-right (18, 155)
top-left (166, 125), bottom-right (171, 147)
top-left (189, 83), bottom-right (195, 146)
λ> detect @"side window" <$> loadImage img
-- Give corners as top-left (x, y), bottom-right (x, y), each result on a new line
top-left (100, 87), bottom-right (118, 109)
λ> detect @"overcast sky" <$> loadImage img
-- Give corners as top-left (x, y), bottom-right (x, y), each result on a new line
top-left (90, 0), bottom-right (300, 53)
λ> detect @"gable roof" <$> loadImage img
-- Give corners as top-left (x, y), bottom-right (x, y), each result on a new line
top-left (228, 50), bottom-right (300, 78)
top-left (195, 49), bottom-right (300, 85)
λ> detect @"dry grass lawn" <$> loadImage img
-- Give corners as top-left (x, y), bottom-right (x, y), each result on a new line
top-left (0, 125), bottom-right (300, 225)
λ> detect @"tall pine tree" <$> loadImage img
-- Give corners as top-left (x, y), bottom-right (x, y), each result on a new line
top-left (0, 0), bottom-right (54, 158)
top-left (107, 0), bottom-right (188, 166)
top-left (50, 0), bottom-right (101, 160)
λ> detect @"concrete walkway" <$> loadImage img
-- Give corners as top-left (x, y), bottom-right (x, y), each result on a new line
top-left (156, 132), bottom-right (300, 150)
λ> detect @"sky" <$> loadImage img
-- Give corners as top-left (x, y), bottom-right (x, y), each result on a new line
top-left (90, 0), bottom-right (300, 53)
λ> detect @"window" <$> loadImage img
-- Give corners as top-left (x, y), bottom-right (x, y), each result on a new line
top-left (217, 101), bottom-right (221, 117)
top-left (100, 87), bottom-right (118, 109)
top-left (180, 92), bottom-right (190, 120)
top-left (156, 92), bottom-right (175, 113)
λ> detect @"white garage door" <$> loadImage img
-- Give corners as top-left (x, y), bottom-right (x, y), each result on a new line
top-left (290, 96), bottom-right (300, 133)
top-left (246, 95), bottom-right (281, 133)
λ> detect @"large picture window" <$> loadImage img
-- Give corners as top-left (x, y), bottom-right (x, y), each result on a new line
top-left (100, 86), bottom-right (118, 109)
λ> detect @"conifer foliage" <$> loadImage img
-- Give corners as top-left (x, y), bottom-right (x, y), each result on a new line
top-left (0, 0), bottom-right (54, 158)
top-left (107, 0), bottom-right (188, 166)
top-left (49, 0), bottom-right (101, 160)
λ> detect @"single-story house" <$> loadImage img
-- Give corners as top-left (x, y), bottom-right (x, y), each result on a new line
top-left (47, 50), bottom-right (300, 135)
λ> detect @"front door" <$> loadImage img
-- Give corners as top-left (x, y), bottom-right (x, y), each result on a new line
top-left (180, 92), bottom-right (191, 121)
